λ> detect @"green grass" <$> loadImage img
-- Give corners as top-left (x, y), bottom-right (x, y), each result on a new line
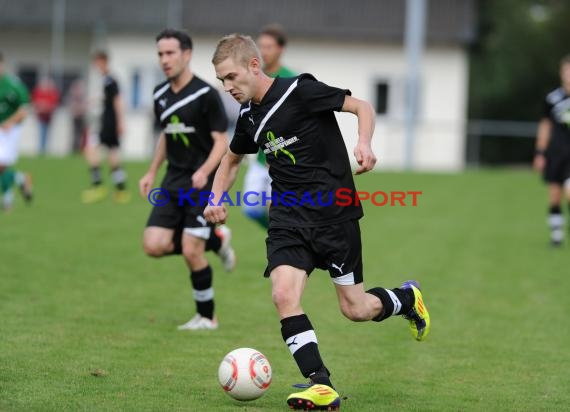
top-left (1, 157), bottom-right (569, 411)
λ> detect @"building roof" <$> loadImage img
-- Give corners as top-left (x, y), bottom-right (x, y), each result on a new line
top-left (0, 0), bottom-right (477, 44)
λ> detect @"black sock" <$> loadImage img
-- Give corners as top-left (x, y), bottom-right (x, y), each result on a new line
top-left (111, 167), bottom-right (126, 191)
top-left (280, 314), bottom-right (333, 388)
top-left (205, 228), bottom-right (222, 253)
top-left (90, 166), bottom-right (102, 186)
top-left (190, 266), bottom-right (214, 319)
top-left (548, 205), bottom-right (563, 243)
top-left (366, 287), bottom-right (414, 322)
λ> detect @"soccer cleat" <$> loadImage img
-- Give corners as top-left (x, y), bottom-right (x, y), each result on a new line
top-left (287, 384), bottom-right (340, 411)
top-left (401, 280), bottom-right (430, 341)
top-left (215, 224), bottom-right (236, 272)
top-left (177, 314), bottom-right (218, 331)
top-left (113, 190), bottom-right (131, 204)
top-left (81, 186), bottom-right (108, 204)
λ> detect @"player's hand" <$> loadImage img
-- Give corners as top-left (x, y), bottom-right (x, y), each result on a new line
top-left (192, 170), bottom-right (208, 189)
top-left (139, 172), bottom-right (155, 197)
top-left (204, 205), bottom-right (228, 224)
top-left (354, 142), bottom-right (377, 175)
top-left (533, 154), bottom-right (546, 172)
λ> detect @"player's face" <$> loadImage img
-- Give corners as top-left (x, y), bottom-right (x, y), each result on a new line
top-left (215, 57), bottom-right (261, 104)
top-left (257, 34), bottom-right (282, 69)
top-left (93, 57), bottom-right (107, 74)
top-left (561, 63), bottom-right (570, 85)
top-left (157, 38), bottom-right (191, 80)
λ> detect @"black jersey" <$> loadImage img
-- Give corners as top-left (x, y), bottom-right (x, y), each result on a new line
top-left (101, 74), bottom-right (119, 136)
top-left (230, 74), bottom-right (363, 228)
top-left (153, 76), bottom-right (228, 191)
top-left (543, 87), bottom-right (570, 149)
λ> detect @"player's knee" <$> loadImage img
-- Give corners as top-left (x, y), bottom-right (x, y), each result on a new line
top-left (143, 239), bottom-right (167, 257)
top-left (271, 287), bottom-right (298, 311)
top-left (182, 243), bottom-right (203, 264)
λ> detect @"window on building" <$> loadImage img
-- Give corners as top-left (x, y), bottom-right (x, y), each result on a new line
top-left (17, 66), bottom-right (39, 92)
top-left (376, 82), bottom-right (388, 114)
top-left (375, 81), bottom-right (389, 115)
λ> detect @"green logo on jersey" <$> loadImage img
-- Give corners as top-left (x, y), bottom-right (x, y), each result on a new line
top-left (169, 115), bottom-right (190, 147)
top-left (267, 131), bottom-right (296, 165)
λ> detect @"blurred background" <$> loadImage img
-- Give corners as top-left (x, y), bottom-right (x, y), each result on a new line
top-left (2, 0), bottom-right (568, 170)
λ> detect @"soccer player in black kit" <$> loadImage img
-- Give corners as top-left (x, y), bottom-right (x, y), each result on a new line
top-left (205, 34), bottom-right (431, 410)
top-left (82, 51), bottom-right (130, 204)
top-left (533, 55), bottom-right (570, 246)
top-left (139, 29), bottom-right (235, 331)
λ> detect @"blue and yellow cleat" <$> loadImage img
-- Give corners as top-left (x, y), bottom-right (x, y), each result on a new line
top-left (401, 280), bottom-right (430, 341)
top-left (287, 384), bottom-right (340, 411)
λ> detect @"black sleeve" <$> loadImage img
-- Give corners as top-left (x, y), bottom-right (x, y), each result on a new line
top-left (229, 118), bottom-right (258, 154)
top-left (107, 78), bottom-right (119, 98)
top-left (295, 74), bottom-right (351, 114)
top-left (204, 89), bottom-right (229, 132)
top-left (153, 100), bottom-right (160, 125)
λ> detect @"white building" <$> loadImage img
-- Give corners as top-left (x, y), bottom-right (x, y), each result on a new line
top-left (0, 0), bottom-right (477, 170)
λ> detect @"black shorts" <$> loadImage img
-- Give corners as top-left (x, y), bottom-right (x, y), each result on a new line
top-left (544, 149), bottom-right (570, 184)
top-left (264, 220), bottom-right (363, 285)
top-left (146, 195), bottom-right (213, 240)
top-left (100, 130), bottom-right (120, 148)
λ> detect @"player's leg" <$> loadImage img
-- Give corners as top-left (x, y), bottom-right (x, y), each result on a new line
top-left (273, 264), bottom-right (341, 410)
top-left (177, 213), bottom-right (218, 330)
top-left (107, 144), bottom-right (130, 204)
top-left (319, 220), bottom-right (430, 340)
top-left (143, 226), bottom-right (177, 256)
top-left (0, 125), bottom-right (29, 210)
top-left (547, 183), bottom-right (563, 246)
top-left (562, 158), bottom-right (570, 239)
top-left (81, 132), bottom-right (107, 203)
top-left (543, 152), bottom-right (565, 245)
top-left (0, 165), bottom-right (15, 211)
top-left (242, 159), bottom-right (270, 229)
top-left (265, 228), bottom-right (340, 410)
top-left (143, 199), bottom-right (181, 256)
top-left (205, 224), bottom-right (236, 272)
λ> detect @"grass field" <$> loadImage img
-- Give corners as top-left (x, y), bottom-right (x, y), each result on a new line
top-left (1, 156), bottom-right (569, 411)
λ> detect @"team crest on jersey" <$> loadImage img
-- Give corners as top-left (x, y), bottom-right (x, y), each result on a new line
top-left (263, 130), bottom-right (297, 165)
top-left (165, 115), bottom-right (195, 147)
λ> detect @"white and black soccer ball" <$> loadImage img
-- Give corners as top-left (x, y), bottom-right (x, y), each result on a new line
top-left (218, 347), bottom-right (272, 401)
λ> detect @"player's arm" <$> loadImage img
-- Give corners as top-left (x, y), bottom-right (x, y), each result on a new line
top-left (341, 95), bottom-right (377, 174)
top-left (0, 106), bottom-right (27, 130)
top-left (204, 150), bottom-right (244, 224)
top-left (139, 132), bottom-right (166, 197)
top-left (192, 131), bottom-right (229, 189)
top-left (533, 118), bottom-right (552, 172)
top-left (113, 93), bottom-right (125, 137)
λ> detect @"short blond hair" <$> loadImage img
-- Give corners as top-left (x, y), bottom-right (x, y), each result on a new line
top-left (212, 34), bottom-right (262, 67)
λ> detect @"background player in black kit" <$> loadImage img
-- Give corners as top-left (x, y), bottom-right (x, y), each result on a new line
top-left (82, 50), bottom-right (130, 204)
top-left (533, 55), bottom-right (570, 246)
top-left (205, 34), bottom-right (431, 410)
top-left (139, 29), bottom-right (235, 331)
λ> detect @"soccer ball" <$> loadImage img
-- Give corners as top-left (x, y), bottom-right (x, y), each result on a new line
top-left (218, 347), bottom-right (272, 401)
